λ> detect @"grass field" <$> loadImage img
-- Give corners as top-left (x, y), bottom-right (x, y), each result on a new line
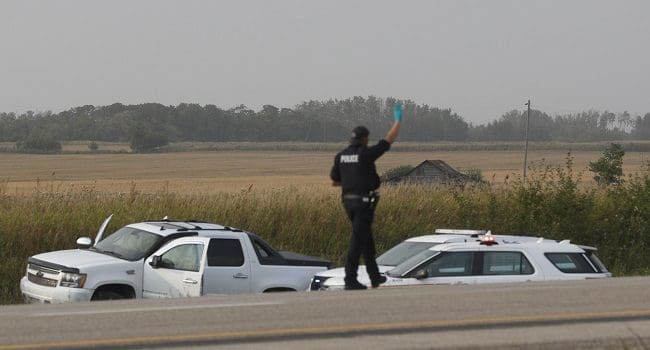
top-left (1, 146), bottom-right (648, 195)
top-left (1, 172), bottom-right (649, 304)
top-left (1, 144), bottom-right (649, 304)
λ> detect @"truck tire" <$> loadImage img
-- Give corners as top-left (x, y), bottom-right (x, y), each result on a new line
top-left (91, 285), bottom-right (134, 301)
top-left (263, 287), bottom-right (295, 293)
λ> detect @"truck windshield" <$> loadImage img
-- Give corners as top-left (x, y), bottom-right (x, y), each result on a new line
top-left (94, 227), bottom-right (163, 261)
top-left (377, 242), bottom-right (438, 266)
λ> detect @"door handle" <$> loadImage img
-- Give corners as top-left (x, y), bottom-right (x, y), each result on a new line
top-left (232, 273), bottom-right (249, 279)
top-left (182, 278), bottom-right (198, 284)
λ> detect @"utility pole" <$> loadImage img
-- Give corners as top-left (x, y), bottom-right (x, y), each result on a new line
top-left (523, 99), bottom-right (531, 184)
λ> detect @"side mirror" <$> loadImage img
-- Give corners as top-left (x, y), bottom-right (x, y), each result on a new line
top-left (414, 269), bottom-right (428, 280)
top-left (76, 237), bottom-right (93, 249)
top-left (150, 255), bottom-right (162, 268)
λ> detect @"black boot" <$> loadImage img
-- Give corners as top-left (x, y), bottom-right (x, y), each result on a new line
top-left (344, 281), bottom-right (368, 290)
top-left (371, 275), bottom-right (387, 288)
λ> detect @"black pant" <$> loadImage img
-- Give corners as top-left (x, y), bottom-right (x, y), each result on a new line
top-left (343, 197), bottom-right (381, 285)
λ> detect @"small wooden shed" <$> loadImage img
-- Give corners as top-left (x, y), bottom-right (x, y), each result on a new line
top-left (396, 160), bottom-right (471, 184)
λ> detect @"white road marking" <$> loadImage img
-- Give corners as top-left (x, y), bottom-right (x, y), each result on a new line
top-left (32, 301), bottom-right (280, 317)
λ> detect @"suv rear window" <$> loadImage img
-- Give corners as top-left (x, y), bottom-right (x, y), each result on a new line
top-left (584, 250), bottom-right (608, 273)
top-left (545, 253), bottom-right (597, 273)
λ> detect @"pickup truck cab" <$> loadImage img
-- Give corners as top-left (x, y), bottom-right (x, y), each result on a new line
top-left (21, 217), bottom-right (330, 303)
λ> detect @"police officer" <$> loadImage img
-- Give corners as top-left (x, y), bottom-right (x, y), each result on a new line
top-left (330, 104), bottom-right (402, 290)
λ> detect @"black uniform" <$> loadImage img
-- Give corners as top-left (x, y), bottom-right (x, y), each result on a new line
top-left (330, 139), bottom-right (391, 286)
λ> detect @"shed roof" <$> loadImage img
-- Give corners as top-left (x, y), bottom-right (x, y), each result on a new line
top-left (404, 159), bottom-right (467, 178)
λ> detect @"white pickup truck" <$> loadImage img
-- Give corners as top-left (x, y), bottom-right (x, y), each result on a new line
top-left (20, 216), bottom-right (330, 303)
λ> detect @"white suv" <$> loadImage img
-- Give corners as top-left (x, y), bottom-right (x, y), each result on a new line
top-left (311, 233), bottom-right (610, 290)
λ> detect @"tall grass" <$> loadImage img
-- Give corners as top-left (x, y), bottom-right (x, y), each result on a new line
top-left (1, 160), bottom-right (649, 304)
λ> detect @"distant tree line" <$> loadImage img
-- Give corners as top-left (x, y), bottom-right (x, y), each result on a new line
top-left (1, 97), bottom-right (649, 149)
top-left (469, 109), bottom-right (650, 142)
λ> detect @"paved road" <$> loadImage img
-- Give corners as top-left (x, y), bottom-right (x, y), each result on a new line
top-left (2, 277), bottom-right (650, 349)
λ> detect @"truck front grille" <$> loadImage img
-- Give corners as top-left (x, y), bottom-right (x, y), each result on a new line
top-left (28, 273), bottom-right (58, 287)
top-left (27, 263), bottom-right (60, 287)
top-left (28, 264), bottom-right (60, 275)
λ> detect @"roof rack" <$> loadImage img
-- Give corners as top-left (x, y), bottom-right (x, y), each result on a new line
top-left (156, 216), bottom-right (206, 223)
top-left (146, 218), bottom-right (204, 230)
top-left (142, 219), bottom-right (243, 232)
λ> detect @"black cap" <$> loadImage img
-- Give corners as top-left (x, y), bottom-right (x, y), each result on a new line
top-left (351, 126), bottom-right (369, 140)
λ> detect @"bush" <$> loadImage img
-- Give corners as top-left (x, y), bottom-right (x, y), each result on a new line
top-left (15, 133), bottom-right (62, 154)
top-left (88, 141), bottom-right (99, 152)
top-left (129, 128), bottom-right (169, 153)
top-left (381, 165), bottom-right (414, 181)
top-left (589, 143), bottom-right (625, 185)
top-left (462, 168), bottom-right (484, 182)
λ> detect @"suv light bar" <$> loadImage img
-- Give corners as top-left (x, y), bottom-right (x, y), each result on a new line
top-left (434, 229), bottom-right (488, 236)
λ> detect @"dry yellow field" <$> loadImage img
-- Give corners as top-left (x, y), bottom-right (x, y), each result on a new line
top-left (1, 148), bottom-right (648, 195)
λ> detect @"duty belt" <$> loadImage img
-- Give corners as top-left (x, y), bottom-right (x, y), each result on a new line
top-left (343, 191), bottom-right (380, 202)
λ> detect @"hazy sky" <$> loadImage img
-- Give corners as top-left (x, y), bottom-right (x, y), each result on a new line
top-left (1, 1), bottom-right (649, 123)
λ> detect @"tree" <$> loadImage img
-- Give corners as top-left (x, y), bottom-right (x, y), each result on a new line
top-left (633, 113), bottom-right (650, 140)
top-left (129, 127), bottom-right (169, 153)
top-left (0, 99), bottom-right (646, 143)
top-left (588, 143), bottom-right (625, 185)
top-left (16, 132), bottom-right (62, 154)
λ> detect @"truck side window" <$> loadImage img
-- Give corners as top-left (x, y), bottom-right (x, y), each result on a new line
top-left (482, 251), bottom-right (534, 275)
top-left (207, 239), bottom-right (245, 267)
top-left (160, 244), bottom-right (203, 272)
top-left (253, 241), bottom-right (270, 258)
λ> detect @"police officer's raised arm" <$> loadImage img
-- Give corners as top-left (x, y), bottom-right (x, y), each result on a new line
top-left (365, 104), bottom-right (402, 161)
top-left (384, 103), bottom-right (402, 145)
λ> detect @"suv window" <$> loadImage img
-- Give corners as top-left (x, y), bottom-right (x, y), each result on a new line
top-left (482, 252), bottom-right (534, 275)
top-left (377, 242), bottom-right (438, 267)
top-left (545, 253), bottom-right (597, 273)
top-left (423, 252), bottom-right (475, 277)
top-left (207, 239), bottom-right (245, 267)
top-left (584, 250), bottom-right (608, 273)
top-left (160, 244), bottom-right (203, 272)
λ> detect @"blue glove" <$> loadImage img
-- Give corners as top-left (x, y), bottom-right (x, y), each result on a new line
top-left (393, 103), bottom-right (403, 122)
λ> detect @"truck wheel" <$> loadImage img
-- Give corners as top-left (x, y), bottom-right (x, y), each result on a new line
top-left (91, 289), bottom-right (128, 301)
top-left (263, 287), bottom-right (295, 293)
